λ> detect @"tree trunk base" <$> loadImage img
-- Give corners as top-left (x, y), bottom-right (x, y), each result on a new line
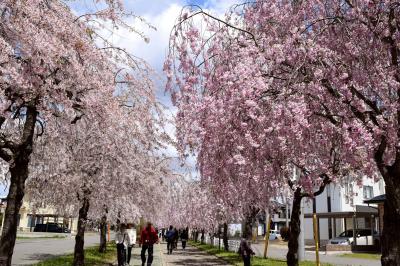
top-left (287, 188), bottom-right (302, 266)
top-left (99, 217), bottom-right (107, 253)
top-left (380, 181), bottom-right (400, 266)
top-left (73, 194), bottom-right (90, 266)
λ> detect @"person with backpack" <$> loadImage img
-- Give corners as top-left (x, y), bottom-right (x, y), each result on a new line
top-left (139, 222), bottom-right (159, 266)
top-left (115, 224), bottom-right (131, 266)
top-left (238, 237), bottom-right (255, 266)
top-left (165, 225), bottom-right (176, 254)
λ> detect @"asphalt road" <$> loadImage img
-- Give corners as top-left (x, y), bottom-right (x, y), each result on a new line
top-left (252, 242), bottom-right (381, 266)
top-left (12, 233), bottom-right (99, 265)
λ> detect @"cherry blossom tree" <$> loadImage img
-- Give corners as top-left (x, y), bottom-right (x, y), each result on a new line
top-left (166, 4), bottom-right (337, 263)
top-left (162, 175), bottom-right (268, 249)
top-left (166, 1), bottom-right (400, 265)
top-left (0, 0), bottom-right (160, 264)
top-left (162, 181), bottom-right (222, 230)
top-left (27, 100), bottom-right (170, 265)
top-left (23, 38), bottom-right (171, 265)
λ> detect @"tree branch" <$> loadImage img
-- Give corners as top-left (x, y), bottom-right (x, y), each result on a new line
top-left (0, 148), bottom-right (12, 162)
top-left (302, 174), bottom-right (332, 198)
top-left (177, 5), bottom-right (259, 47)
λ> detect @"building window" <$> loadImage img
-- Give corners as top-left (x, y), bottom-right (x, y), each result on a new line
top-left (363, 185), bottom-right (374, 199)
top-left (344, 180), bottom-right (353, 205)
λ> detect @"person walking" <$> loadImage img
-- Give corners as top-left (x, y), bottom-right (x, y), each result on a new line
top-left (181, 227), bottom-right (189, 250)
top-left (161, 228), bottom-right (166, 242)
top-left (139, 222), bottom-right (159, 266)
top-left (115, 224), bottom-right (131, 266)
top-left (238, 237), bottom-right (255, 266)
top-left (126, 223), bottom-right (137, 266)
top-left (173, 229), bottom-right (179, 250)
top-left (165, 225), bottom-right (176, 254)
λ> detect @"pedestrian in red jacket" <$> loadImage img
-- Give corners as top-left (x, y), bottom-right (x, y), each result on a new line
top-left (139, 222), bottom-right (159, 266)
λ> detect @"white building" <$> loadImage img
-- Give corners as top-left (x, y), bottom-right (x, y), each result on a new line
top-left (303, 175), bottom-right (385, 245)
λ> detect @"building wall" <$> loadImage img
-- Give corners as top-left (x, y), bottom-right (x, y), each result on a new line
top-left (0, 198), bottom-right (78, 233)
top-left (303, 176), bottom-right (385, 242)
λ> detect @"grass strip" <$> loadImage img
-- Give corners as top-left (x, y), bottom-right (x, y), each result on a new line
top-left (340, 252), bottom-right (381, 260)
top-left (189, 241), bottom-right (332, 266)
top-left (33, 244), bottom-right (117, 266)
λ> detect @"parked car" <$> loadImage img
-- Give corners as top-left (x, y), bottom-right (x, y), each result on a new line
top-left (33, 223), bottom-right (70, 233)
top-left (328, 229), bottom-right (377, 245)
top-left (269, 230), bottom-right (281, 240)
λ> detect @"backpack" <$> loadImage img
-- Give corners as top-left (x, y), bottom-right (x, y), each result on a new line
top-left (116, 233), bottom-right (126, 250)
top-left (165, 230), bottom-right (174, 240)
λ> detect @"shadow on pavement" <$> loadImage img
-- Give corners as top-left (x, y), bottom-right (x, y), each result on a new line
top-left (24, 253), bottom-right (59, 262)
top-left (165, 250), bottom-right (206, 256)
top-left (168, 258), bottom-right (227, 265)
top-left (164, 246), bottom-right (229, 265)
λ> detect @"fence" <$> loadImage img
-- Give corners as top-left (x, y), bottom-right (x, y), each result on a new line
top-left (202, 235), bottom-right (241, 252)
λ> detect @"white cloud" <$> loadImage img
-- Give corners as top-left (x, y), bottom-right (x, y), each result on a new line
top-left (93, 0), bottom-right (234, 180)
top-left (118, 1), bottom-right (234, 180)
top-left (105, 3), bottom-right (182, 70)
top-left (202, 0), bottom-right (241, 13)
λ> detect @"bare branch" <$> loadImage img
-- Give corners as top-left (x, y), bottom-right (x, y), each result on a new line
top-left (177, 5), bottom-right (259, 47)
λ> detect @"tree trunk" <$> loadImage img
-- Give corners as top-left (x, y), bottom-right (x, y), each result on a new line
top-left (287, 188), bottom-right (302, 266)
top-left (73, 193), bottom-right (90, 266)
top-left (98, 215), bottom-right (107, 253)
top-left (242, 208), bottom-right (256, 239)
top-left (0, 106), bottom-right (37, 266)
top-left (218, 227), bottom-right (221, 250)
top-left (380, 173), bottom-right (400, 266)
top-left (0, 160), bottom-right (29, 266)
top-left (223, 222), bottom-right (229, 251)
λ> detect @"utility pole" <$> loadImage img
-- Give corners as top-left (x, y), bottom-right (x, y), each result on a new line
top-left (263, 210), bottom-right (271, 258)
top-left (285, 201), bottom-right (289, 227)
top-left (313, 213), bottom-right (320, 266)
top-left (107, 223), bottom-right (110, 242)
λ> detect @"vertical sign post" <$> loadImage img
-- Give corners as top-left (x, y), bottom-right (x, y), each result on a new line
top-left (313, 213), bottom-right (320, 266)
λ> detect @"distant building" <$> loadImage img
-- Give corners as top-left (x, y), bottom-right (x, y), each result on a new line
top-left (0, 197), bottom-right (77, 233)
top-left (303, 175), bottom-right (385, 246)
top-left (270, 203), bottom-right (291, 232)
top-left (255, 203), bottom-right (291, 236)
top-left (227, 202), bottom-right (291, 239)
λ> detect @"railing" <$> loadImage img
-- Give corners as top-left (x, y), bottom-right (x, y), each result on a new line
top-left (227, 239), bottom-right (240, 252)
top-left (202, 235), bottom-right (240, 252)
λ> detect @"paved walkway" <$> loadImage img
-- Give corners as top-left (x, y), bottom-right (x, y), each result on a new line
top-left (129, 242), bottom-right (231, 266)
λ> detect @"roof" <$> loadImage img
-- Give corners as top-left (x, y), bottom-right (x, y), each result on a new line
top-left (305, 205), bottom-right (378, 219)
top-left (364, 194), bottom-right (386, 204)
